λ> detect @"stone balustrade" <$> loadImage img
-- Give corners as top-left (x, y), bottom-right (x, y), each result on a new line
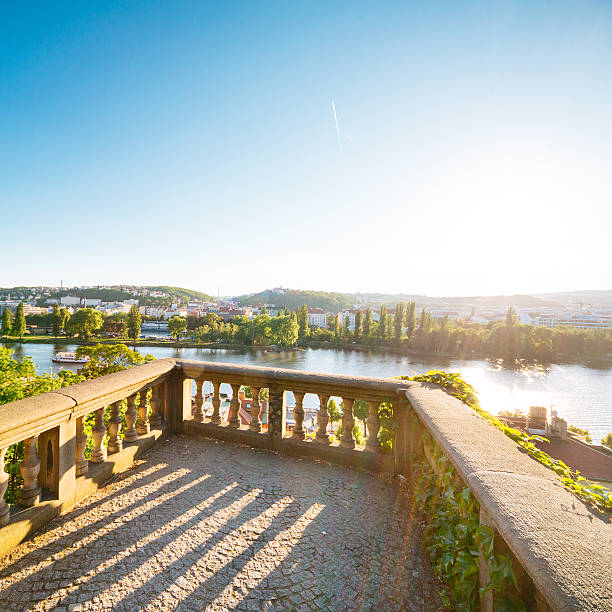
top-left (0, 358), bottom-right (609, 611)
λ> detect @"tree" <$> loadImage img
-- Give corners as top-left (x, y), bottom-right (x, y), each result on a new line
top-left (363, 308), bottom-right (372, 339)
top-left (342, 315), bottom-right (352, 341)
top-left (102, 313), bottom-right (127, 338)
top-left (52, 303), bottom-right (62, 337)
top-left (168, 315), bottom-right (187, 343)
top-left (12, 302), bottom-right (26, 338)
top-left (1, 309), bottom-right (12, 336)
top-left (378, 305), bottom-right (387, 342)
top-left (67, 308), bottom-right (103, 339)
top-left (505, 306), bottom-right (517, 327)
top-left (332, 314), bottom-right (340, 341)
top-left (127, 305), bottom-right (142, 345)
top-left (405, 302), bottom-right (416, 341)
top-left (354, 311), bottom-right (362, 343)
top-left (394, 303), bottom-right (405, 342)
top-left (76, 344), bottom-right (154, 379)
top-left (270, 315), bottom-right (298, 346)
top-left (601, 433), bottom-right (612, 450)
top-left (297, 304), bottom-right (310, 341)
top-left (61, 309), bottom-right (71, 336)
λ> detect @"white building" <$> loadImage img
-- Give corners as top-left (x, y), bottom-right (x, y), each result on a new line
top-left (308, 309), bottom-right (327, 328)
top-left (60, 296), bottom-right (81, 307)
top-left (534, 314), bottom-right (612, 330)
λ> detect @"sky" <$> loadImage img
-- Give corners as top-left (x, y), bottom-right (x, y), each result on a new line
top-left (1, 1), bottom-right (611, 297)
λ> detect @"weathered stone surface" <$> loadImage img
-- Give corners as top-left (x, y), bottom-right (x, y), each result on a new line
top-left (406, 383), bottom-right (612, 612)
top-left (0, 435), bottom-right (441, 611)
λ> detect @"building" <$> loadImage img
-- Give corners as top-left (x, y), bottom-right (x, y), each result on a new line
top-left (308, 308), bottom-right (327, 328)
top-left (533, 314), bottom-right (612, 330)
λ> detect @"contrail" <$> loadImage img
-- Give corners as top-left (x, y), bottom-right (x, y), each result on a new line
top-left (331, 100), bottom-right (343, 152)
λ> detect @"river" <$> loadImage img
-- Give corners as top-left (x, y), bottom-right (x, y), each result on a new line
top-left (4, 341), bottom-right (612, 444)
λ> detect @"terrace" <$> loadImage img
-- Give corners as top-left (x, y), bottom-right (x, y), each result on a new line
top-left (0, 359), bottom-right (609, 611)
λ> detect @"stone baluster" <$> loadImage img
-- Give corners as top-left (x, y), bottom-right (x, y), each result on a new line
top-left (292, 391), bottom-right (306, 440)
top-left (150, 384), bottom-right (162, 427)
top-left (18, 436), bottom-right (41, 507)
top-left (210, 381), bottom-right (221, 424)
top-left (0, 447), bottom-right (10, 526)
top-left (75, 416), bottom-right (88, 476)
top-left (268, 385), bottom-right (286, 448)
top-left (107, 401), bottom-right (123, 454)
top-left (249, 386), bottom-right (262, 432)
top-left (228, 383), bottom-right (241, 428)
top-left (137, 389), bottom-right (150, 435)
top-left (366, 400), bottom-right (381, 452)
top-left (124, 394), bottom-right (138, 442)
top-left (340, 398), bottom-right (355, 449)
top-left (193, 379), bottom-right (204, 422)
top-left (90, 407), bottom-right (107, 463)
top-left (316, 393), bottom-right (330, 444)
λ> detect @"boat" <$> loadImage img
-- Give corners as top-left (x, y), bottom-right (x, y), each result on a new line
top-left (52, 352), bottom-right (89, 364)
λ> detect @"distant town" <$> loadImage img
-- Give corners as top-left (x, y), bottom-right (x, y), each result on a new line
top-left (0, 284), bottom-right (611, 332)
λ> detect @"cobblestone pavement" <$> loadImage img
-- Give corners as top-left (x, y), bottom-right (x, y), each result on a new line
top-left (0, 435), bottom-right (442, 611)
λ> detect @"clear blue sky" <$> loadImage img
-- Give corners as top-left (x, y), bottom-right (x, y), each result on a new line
top-left (1, 1), bottom-right (611, 297)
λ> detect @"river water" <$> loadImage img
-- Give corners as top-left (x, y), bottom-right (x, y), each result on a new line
top-left (4, 342), bottom-right (612, 444)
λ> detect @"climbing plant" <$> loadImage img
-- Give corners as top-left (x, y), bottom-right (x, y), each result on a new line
top-left (400, 370), bottom-right (612, 514)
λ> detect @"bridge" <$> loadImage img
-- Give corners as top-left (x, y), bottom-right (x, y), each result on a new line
top-left (0, 359), bottom-right (609, 611)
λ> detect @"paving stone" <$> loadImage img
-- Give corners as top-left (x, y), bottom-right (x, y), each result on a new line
top-left (0, 434), bottom-right (442, 611)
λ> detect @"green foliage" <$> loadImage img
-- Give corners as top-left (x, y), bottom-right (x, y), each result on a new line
top-left (413, 439), bottom-right (525, 611)
top-left (52, 303), bottom-right (62, 337)
top-left (238, 289), bottom-right (353, 313)
top-left (49, 288), bottom-right (133, 302)
top-left (401, 370), bottom-right (612, 514)
top-left (102, 313), bottom-right (127, 338)
top-left (0, 347), bottom-right (84, 503)
top-left (12, 302), bottom-right (26, 338)
top-left (601, 433), bottom-right (612, 450)
top-left (168, 315), bottom-right (188, 342)
top-left (1, 309), bottom-right (11, 336)
top-left (127, 305), bottom-right (142, 343)
top-left (144, 286), bottom-right (214, 305)
top-left (297, 304), bottom-right (310, 341)
top-left (68, 308), bottom-right (103, 338)
top-left (76, 344), bottom-right (153, 379)
top-left (567, 425), bottom-right (592, 443)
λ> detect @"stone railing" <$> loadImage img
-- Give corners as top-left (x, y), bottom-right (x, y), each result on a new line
top-left (0, 358), bottom-right (609, 611)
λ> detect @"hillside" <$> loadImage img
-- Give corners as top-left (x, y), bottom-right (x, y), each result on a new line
top-left (145, 286), bottom-right (215, 304)
top-left (238, 289), bottom-right (354, 313)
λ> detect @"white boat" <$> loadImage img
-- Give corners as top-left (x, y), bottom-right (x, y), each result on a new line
top-left (52, 352), bottom-right (89, 364)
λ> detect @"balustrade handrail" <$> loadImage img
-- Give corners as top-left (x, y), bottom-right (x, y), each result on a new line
top-left (176, 358), bottom-right (415, 400)
top-left (0, 359), bottom-right (176, 448)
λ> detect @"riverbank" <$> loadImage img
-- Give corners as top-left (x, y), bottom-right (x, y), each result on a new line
top-left (2, 335), bottom-right (611, 368)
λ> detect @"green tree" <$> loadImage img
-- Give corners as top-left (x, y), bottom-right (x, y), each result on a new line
top-left (253, 313), bottom-right (272, 345)
top-left (52, 303), bottom-right (62, 337)
top-left (127, 305), bottom-right (142, 345)
top-left (12, 302), bottom-right (26, 338)
top-left (394, 303), bottom-right (405, 342)
top-left (378, 305), bottom-right (387, 342)
top-left (363, 307), bottom-right (372, 339)
top-left (67, 308), bottom-right (103, 339)
top-left (60, 308), bottom-right (70, 335)
top-left (1, 309), bottom-right (12, 336)
top-left (505, 306), bottom-right (517, 326)
top-left (405, 302), bottom-right (416, 341)
top-left (76, 344), bottom-right (154, 379)
top-left (168, 315), bottom-right (187, 343)
top-left (354, 311), bottom-right (362, 343)
top-left (342, 315), bottom-right (352, 341)
top-left (270, 315), bottom-right (299, 346)
top-left (297, 304), bottom-right (310, 341)
top-left (102, 313), bottom-right (127, 338)
top-left (601, 433), bottom-right (612, 450)
top-left (332, 314), bottom-right (340, 341)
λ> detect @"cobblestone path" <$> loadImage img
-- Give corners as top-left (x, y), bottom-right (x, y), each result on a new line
top-left (0, 435), bottom-right (442, 611)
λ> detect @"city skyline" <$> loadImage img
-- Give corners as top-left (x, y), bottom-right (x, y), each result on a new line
top-left (2, 1), bottom-right (611, 295)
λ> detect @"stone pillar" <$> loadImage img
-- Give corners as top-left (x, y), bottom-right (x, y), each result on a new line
top-left (90, 407), bottom-right (107, 463)
top-left (150, 384), bottom-right (162, 427)
top-left (366, 400), bottom-right (381, 452)
top-left (228, 384), bottom-right (241, 428)
top-left (292, 392), bottom-right (305, 440)
top-left (18, 436), bottom-right (41, 507)
top-left (268, 385), bottom-right (286, 449)
top-left (210, 381), bottom-right (222, 425)
top-left (137, 389), bottom-right (150, 435)
top-left (124, 394), bottom-right (138, 441)
top-left (75, 416), bottom-right (88, 476)
top-left (340, 398), bottom-right (355, 449)
top-left (393, 400), bottom-right (411, 475)
top-left (0, 447), bottom-right (10, 526)
top-left (193, 379), bottom-right (204, 422)
top-left (316, 393), bottom-right (330, 444)
top-left (249, 386), bottom-right (262, 432)
top-left (107, 401), bottom-right (123, 454)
